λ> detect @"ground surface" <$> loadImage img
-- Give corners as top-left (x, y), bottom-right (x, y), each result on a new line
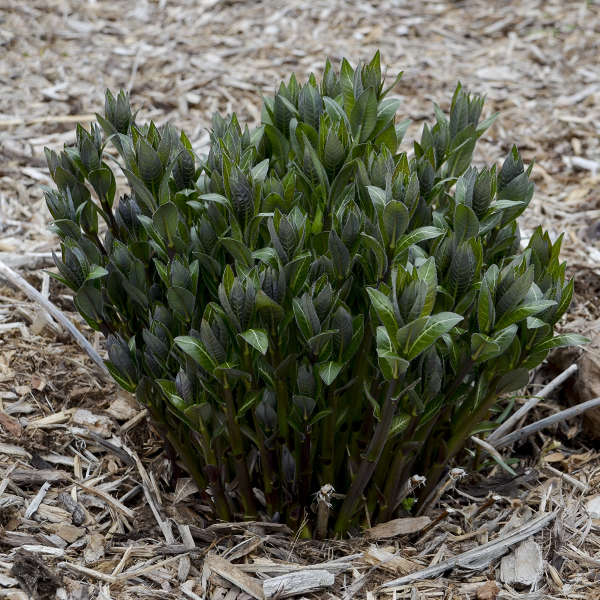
top-left (1, 0), bottom-right (600, 598)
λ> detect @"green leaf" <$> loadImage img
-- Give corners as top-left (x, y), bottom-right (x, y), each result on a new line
top-left (307, 329), bottom-right (337, 356)
top-left (373, 97), bottom-right (402, 137)
top-left (105, 362), bottom-right (136, 393)
top-left (405, 312), bottom-right (463, 360)
top-left (417, 257), bottom-right (438, 317)
top-left (496, 368), bottom-right (529, 394)
top-left (175, 336), bottom-right (216, 373)
top-left (75, 283), bottom-right (103, 328)
top-left (382, 201), bottom-right (409, 248)
top-left (318, 361), bottom-right (343, 385)
top-left (137, 137), bottom-right (163, 186)
top-left (255, 289), bottom-right (284, 317)
top-left (240, 329), bottom-right (269, 355)
top-left (366, 287), bottom-right (398, 338)
top-left (251, 158), bottom-right (270, 182)
top-left (471, 333), bottom-right (501, 362)
top-left (220, 237), bottom-right (253, 268)
top-left (329, 229), bottom-right (350, 277)
top-left (494, 299), bottom-right (556, 330)
top-left (88, 167), bottom-right (116, 208)
top-left (157, 379), bottom-right (186, 411)
top-left (86, 266), bottom-right (109, 282)
top-left (550, 278), bottom-right (574, 325)
top-left (377, 350), bottom-right (410, 381)
top-left (533, 333), bottom-right (590, 352)
top-left (477, 277), bottom-right (495, 333)
top-left (367, 185), bottom-right (386, 211)
top-left (293, 297), bottom-right (313, 339)
top-left (302, 133), bottom-right (329, 198)
top-left (395, 118), bottom-right (411, 145)
top-left (360, 233), bottom-right (387, 279)
top-left (198, 193), bottom-right (232, 207)
top-left (453, 204), bottom-right (479, 243)
top-left (152, 202), bottom-right (179, 247)
top-left (394, 227), bottom-right (444, 256)
top-left (323, 130), bottom-right (346, 172)
top-left (496, 267), bottom-right (534, 317)
top-left (350, 87), bottom-right (377, 142)
top-left (167, 286), bottom-right (195, 321)
top-left (122, 168), bottom-right (156, 211)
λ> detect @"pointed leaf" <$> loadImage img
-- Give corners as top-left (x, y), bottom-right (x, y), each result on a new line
top-left (318, 361), bottom-right (343, 386)
top-left (175, 336), bottom-right (216, 373)
top-left (240, 329), bottom-right (269, 355)
top-left (406, 312), bottom-right (463, 360)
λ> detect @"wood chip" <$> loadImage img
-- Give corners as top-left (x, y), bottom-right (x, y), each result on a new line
top-left (364, 545), bottom-right (419, 574)
top-left (263, 570), bottom-right (335, 599)
top-left (23, 481), bottom-right (51, 519)
top-left (365, 516), bottom-right (431, 539)
top-left (205, 554), bottom-right (264, 600)
top-left (51, 523), bottom-right (85, 544)
top-left (586, 496), bottom-right (600, 519)
top-left (83, 533), bottom-right (105, 565)
top-left (500, 539), bottom-right (543, 587)
top-left (476, 580), bottom-right (500, 600)
top-left (0, 411), bottom-right (22, 437)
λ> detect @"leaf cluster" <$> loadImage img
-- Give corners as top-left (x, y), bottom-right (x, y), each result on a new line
top-left (44, 53), bottom-right (586, 535)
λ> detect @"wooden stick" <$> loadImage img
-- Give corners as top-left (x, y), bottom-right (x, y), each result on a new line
top-left (544, 465), bottom-right (588, 492)
top-left (264, 570), bottom-right (334, 599)
top-left (379, 511), bottom-right (556, 588)
top-left (488, 364), bottom-right (578, 442)
top-left (58, 561), bottom-right (117, 584)
top-left (0, 259), bottom-right (108, 376)
top-left (493, 396), bottom-right (600, 448)
top-left (205, 554), bottom-right (264, 600)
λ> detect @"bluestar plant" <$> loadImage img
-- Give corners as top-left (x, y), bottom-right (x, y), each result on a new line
top-left (44, 52), bottom-right (586, 535)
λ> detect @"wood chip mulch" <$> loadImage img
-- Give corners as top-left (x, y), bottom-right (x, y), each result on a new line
top-left (1, 0), bottom-right (599, 598)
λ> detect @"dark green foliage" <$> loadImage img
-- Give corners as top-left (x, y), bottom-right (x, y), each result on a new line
top-left (44, 53), bottom-right (586, 535)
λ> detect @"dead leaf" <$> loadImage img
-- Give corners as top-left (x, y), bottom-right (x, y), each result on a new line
top-left (364, 516), bottom-right (431, 539)
top-left (205, 554), bottom-right (263, 599)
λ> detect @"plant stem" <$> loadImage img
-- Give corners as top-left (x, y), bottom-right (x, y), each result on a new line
top-left (417, 384), bottom-right (499, 511)
top-left (334, 378), bottom-right (400, 534)
top-left (298, 422), bottom-right (312, 507)
top-left (271, 337), bottom-right (290, 446)
top-left (381, 417), bottom-right (419, 520)
top-left (252, 410), bottom-right (278, 516)
top-left (223, 378), bottom-right (257, 517)
top-left (321, 386), bottom-right (336, 484)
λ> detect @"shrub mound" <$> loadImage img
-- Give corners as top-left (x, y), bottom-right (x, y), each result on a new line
top-left (44, 53), bottom-right (585, 536)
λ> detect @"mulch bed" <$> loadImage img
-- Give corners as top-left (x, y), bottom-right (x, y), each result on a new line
top-left (1, 0), bottom-right (599, 597)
